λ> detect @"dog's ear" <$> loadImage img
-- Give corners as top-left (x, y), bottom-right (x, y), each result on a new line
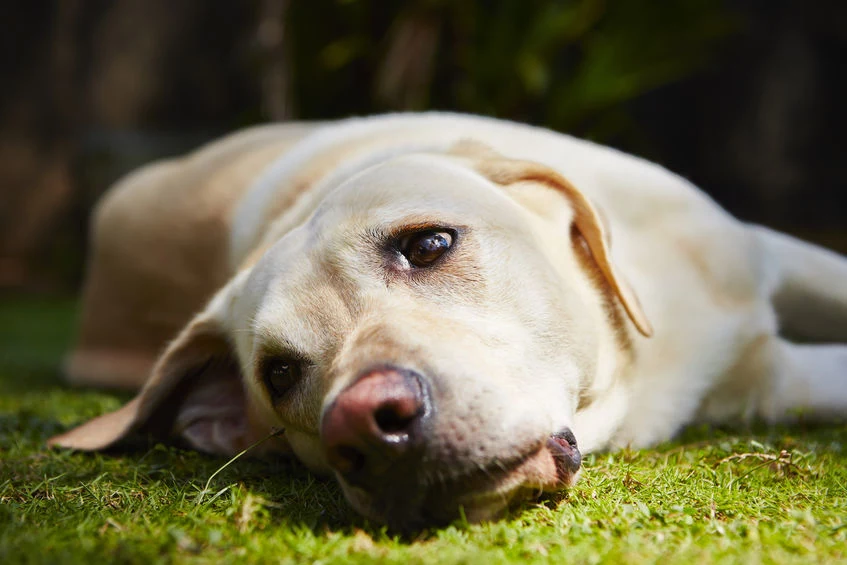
top-left (48, 274), bottom-right (287, 455)
top-left (453, 142), bottom-right (653, 337)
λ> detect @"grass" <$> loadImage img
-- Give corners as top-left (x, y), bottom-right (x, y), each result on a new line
top-left (1, 297), bottom-right (846, 564)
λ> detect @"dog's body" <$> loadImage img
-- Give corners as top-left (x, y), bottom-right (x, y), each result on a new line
top-left (50, 113), bottom-right (847, 527)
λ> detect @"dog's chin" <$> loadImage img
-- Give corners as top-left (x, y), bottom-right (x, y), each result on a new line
top-left (337, 438), bottom-right (581, 529)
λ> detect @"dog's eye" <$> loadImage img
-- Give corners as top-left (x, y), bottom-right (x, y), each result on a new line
top-left (262, 358), bottom-right (301, 401)
top-left (400, 230), bottom-right (454, 267)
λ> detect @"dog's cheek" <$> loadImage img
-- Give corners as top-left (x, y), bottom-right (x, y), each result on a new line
top-left (286, 429), bottom-right (333, 475)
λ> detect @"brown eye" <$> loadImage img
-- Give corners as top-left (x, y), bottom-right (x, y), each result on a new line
top-left (401, 230), bottom-right (454, 267)
top-left (263, 358), bottom-right (301, 401)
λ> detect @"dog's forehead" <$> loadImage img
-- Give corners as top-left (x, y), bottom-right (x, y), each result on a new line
top-left (238, 153), bottom-right (545, 353)
top-left (312, 153), bottom-right (520, 227)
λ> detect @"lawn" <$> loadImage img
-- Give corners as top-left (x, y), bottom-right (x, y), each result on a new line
top-left (1, 297), bottom-right (845, 564)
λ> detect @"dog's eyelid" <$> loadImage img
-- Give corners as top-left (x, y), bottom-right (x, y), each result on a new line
top-left (381, 221), bottom-right (467, 241)
top-left (255, 334), bottom-right (310, 362)
top-left (253, 336), bottom-right (313, 382)
top-left (255, 348), bottom-right (312, 375)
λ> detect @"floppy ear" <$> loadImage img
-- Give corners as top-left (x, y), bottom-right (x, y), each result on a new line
top-left (48, 277), bottom-right (289, 455)
top-left (453, 143), bottom-right (653, 337)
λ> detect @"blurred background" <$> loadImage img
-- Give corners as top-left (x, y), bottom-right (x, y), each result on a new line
top-left (1, 0), bottom-right (845, 295)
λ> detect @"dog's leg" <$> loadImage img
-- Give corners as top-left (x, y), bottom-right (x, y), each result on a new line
top-left (65, 161), bottom-right (214, 390)
top-left (759, 336), bottom-right (847, 421)
top-left (752, 225), bottom-right (847, 342)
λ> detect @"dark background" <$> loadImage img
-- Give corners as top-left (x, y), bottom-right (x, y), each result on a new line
top-left (1, 0), bottom-right (845, 294)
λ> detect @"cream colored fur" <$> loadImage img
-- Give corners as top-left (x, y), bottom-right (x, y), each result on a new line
top-left (48, 113), bottom-right (847, 525)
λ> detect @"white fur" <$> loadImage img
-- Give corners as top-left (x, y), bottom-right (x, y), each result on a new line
top-left (53, 112), bottom-right (847, 525)
top-left (229, 113), bottom-right (847, 456)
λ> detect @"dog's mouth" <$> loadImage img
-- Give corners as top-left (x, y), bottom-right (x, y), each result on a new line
top-left (434, 433), bottom-right (581, 498)
top-left (338, 432), bottom-right (581, 529)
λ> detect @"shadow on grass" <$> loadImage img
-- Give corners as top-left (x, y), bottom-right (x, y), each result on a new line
top-left (5, 413), bottom-right (847, 546)
top-left (17, 412), bottom-right (847, 541)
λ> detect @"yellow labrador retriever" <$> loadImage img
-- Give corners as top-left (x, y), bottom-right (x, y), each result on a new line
top-left (49, 113), bottom-right (847, 527)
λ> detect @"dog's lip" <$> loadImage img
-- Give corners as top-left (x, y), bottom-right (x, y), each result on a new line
top-left (444, 435), bottom-right (581, 503)
top-left (412, 434), bottom-right (581, 506)
top-left (410, 433), bottom-right (582, 497)
top-left (546, 434), bottom-right (582, 483)
top-left (337, 433), bottom-right (581, 527)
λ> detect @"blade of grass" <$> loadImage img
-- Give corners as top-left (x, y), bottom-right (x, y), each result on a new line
top-left (193, 428), bottom-right (285, 505)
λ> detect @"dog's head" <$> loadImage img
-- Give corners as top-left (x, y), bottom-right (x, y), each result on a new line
top-left (49, 143), bottom-right (651, 528)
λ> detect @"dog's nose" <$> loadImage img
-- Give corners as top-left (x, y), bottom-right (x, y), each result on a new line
top-left (321, 367), bottom-right (429, 483)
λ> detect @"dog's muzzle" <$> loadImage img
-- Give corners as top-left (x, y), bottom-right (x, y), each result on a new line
top-left (320, 366), bottom-right (581, 527)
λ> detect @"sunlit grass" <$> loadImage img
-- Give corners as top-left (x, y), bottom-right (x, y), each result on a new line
top-left (1, 297), bottom-right (845, 564)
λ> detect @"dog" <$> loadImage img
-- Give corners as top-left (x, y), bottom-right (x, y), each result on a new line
top-left (47, 113), bottom-right (847, 528)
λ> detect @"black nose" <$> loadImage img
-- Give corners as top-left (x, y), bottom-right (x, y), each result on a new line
top-left (321, 367), bottom-right (430, 487)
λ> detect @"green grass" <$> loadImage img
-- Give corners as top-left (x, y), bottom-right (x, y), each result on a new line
top-left (1, 297), bottom-right (846, 564)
